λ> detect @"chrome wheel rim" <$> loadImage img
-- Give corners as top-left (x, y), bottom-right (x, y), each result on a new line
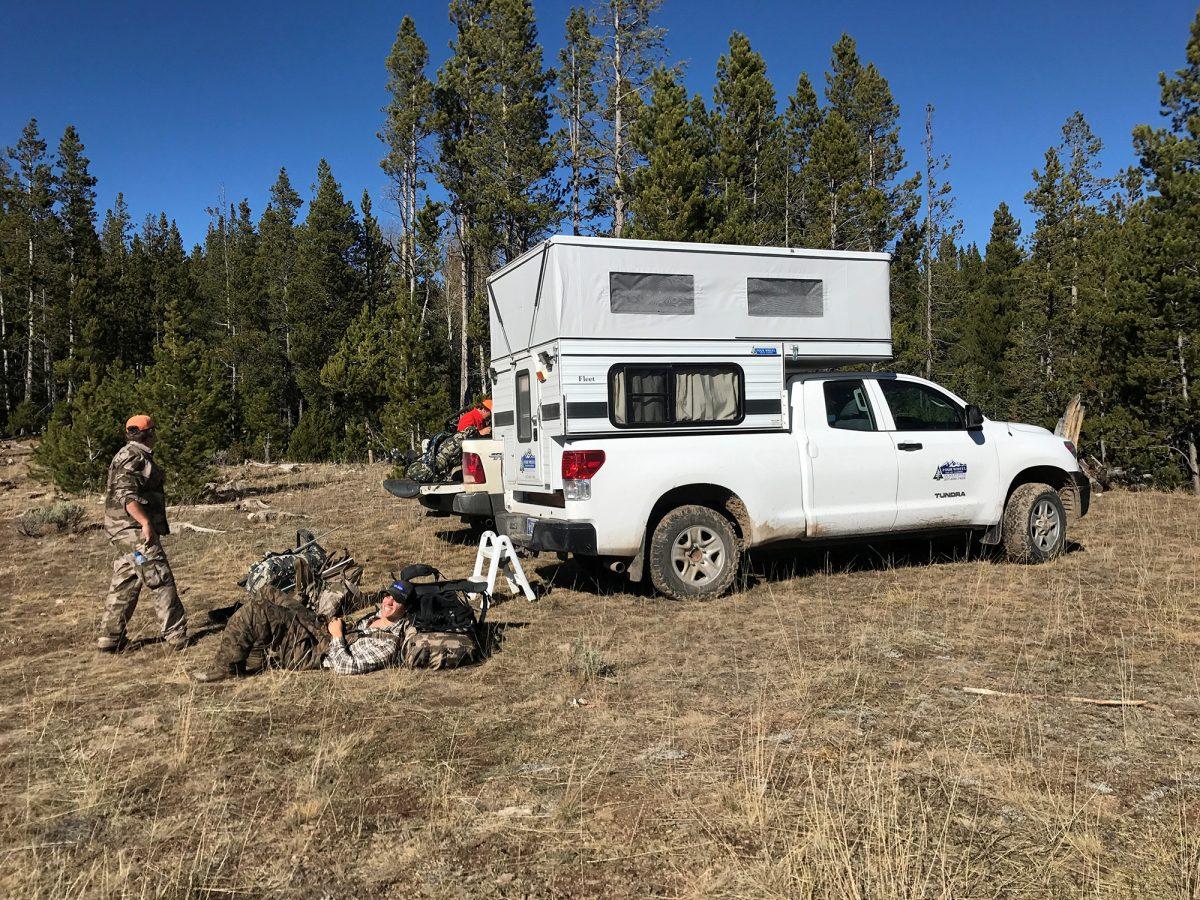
top-left (1030, 499), bottom-right (1062, 553)
top-left (670, 525), bottom-right (726, 585)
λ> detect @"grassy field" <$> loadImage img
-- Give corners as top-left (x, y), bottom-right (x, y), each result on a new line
top-left (2, 443), bottom-right (1199, 898)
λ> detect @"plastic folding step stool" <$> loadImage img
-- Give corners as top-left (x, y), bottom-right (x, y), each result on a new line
top-left (470, 531), bottom-right (536, 602)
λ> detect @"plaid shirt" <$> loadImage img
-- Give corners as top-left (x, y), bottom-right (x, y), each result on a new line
top-left (324, 609), bottom-right (411, 675)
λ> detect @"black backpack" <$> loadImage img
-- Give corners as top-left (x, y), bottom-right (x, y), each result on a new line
top-left (390, 564), bottom-right (489, 636)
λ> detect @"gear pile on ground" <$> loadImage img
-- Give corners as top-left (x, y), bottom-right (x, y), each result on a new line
top-left (236, 529), bottom-right (365, 620)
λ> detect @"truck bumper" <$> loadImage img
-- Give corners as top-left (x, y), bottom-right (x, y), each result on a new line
top-left (1068, 471), bottom-right (1091, 518)
top-left (497, 513), bottom-right (598, 555)
top-left (452, 491), bottom-right (500, 518)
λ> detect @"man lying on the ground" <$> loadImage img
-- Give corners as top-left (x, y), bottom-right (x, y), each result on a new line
top-left (189, 583), bottom-right (474, 682)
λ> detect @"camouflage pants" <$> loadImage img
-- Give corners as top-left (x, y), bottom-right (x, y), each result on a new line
top-left (98, 539), bottom-right (187, 649)
top-left (210, 590), bottom-right (328, 675)
top-left (401, 630), bottom-right (476, 669)
top-left (406, 428), bottom-right (477, 483)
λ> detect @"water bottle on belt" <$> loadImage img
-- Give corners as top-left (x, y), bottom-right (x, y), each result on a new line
top-left (133, 549), bottom-right (147, 565)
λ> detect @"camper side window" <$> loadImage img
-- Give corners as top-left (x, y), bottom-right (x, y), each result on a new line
top-left (747, 277), bottom-right (824, 317)
top-left (609, 273), bottom-right (695, 315)
top-left (609, 364), bottom-right (743, 428)
top-left (516, 371), bottom-right (533, 442)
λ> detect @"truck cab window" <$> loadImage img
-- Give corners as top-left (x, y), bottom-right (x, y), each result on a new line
top-left (610, 364), bottom-right (742, 427)
top-left (878, 380), bottom-right (964, 431)
top-left (516, 371), bottom-right (533, 442)
top-left (823, 380), bottom-right (877, 431)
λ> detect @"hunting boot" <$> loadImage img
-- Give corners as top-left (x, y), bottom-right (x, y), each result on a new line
top-left (206, 600), bottom-right (243, 626)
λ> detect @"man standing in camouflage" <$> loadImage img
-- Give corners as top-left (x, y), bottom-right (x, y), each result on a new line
top-left (97, 414), bottom-right (188, 652)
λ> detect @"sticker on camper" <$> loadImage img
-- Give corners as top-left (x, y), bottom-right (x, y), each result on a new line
top-left (933, 460), bottom-right (968, 481)
top-left (521, 451), bottom-right (536, 471)
top-left (752, 346), bottom-right (779, 356)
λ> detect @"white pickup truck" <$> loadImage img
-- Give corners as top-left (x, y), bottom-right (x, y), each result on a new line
top-left (498, 372), bottom-right (1089, 600)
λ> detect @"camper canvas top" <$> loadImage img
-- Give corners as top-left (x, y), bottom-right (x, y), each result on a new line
top-left (486, 235), bottom-right (892, 363)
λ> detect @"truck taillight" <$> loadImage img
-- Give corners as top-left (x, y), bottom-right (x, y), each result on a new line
top-left (463, 452), bottom-right (485, 484)
top-left (562, 450), bottom-right (605, 479)
top-left (562, 450), bottom-right (604, 501)
top-left (1063, 440), bottom-right (1077, 458)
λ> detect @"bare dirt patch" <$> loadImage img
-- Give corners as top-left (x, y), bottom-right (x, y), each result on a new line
top-left (1, 445), bottom-right (1198, 897)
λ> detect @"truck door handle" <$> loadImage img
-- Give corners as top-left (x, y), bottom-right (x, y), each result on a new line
top-left (897, 442), bottom-right (923, 451)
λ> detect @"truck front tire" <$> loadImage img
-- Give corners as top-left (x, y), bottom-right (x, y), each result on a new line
top-left (1002, 482), bottom-right (1067, 563)
top-left (649, 505), bottom-right (740, 600)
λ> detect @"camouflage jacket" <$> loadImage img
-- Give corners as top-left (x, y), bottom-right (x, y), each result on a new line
top-left (104, 441), bottom-right (170, 542)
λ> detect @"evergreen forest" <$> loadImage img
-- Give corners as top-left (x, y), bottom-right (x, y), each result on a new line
top-left (2, 2), bottom-right (1197, 497)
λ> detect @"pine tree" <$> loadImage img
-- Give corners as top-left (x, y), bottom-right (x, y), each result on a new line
top-left (291, 159), bottom-right (363, 401)
top-left (823, 35), bottom-right (917, 252)
top-left (917, 104), bottom-right (960, 379)
top-left (6, 118), bottom-right (57, 429)
top-left (1009, 113), bottom-right (1107, 428)
top-left (1132, 9), bottom-right (1200, 492)
top-left (588, 0), bottom-right (668, 236)
top-left (32, 365), bottom-right (138, 492)
top-left (556, 6), bottom-right (601, 235)
top-left (82, 194), bottom-right (145, 378)
top-left (357, 190), bottom-right (392, 315)
top-left (139, 301), bottom-right (234, 499)
top-left (801, 110), bottom-right (862, 250)
top-left (320, 300), bottom-right (395, 458)
top-left (710, 32), bottom-right (783, 245)
top-left (435, 0), bottom-right (561, 405)
top-left (54, 126), bottom-right (100, 401)
top-left (0, 155), bottom-right (12, 425)
top-left (381, 16), bottom-right (432, 296)
top-left (782, 72), bottom-right (821, 246)
top-left (627, 68), bottom-right (711, 240)
top-left (959, 203), bottom-right (1023, 416)
top-left (255, 168), bottom-right (303, 440)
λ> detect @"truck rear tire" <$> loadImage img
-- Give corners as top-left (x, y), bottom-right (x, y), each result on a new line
top-left (648, 505), bottom-right (739, 600)
top-left (1002, 482), bottom-right (1067, 563)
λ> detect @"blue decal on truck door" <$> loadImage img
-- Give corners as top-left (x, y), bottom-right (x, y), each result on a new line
top-left (521, 451), bottom-right (536, 471)
top-left (933, 460), bottom-right (968, 480)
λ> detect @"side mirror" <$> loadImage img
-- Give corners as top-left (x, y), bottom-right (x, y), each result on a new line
top-left (965, 404), bottom-right (984, 431)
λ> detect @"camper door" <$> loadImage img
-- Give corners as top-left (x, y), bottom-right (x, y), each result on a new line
top-left (512, 359), bottom-right (548, 488)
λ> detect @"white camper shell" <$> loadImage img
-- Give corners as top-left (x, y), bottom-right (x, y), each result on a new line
top-left (486, 236), bottom-right (1088, 600)
top-left (488, 235), bottom-right (892, 492)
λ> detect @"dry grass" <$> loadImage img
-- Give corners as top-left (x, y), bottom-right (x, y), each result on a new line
top-left (1, 440), bottom-right (1199, 898)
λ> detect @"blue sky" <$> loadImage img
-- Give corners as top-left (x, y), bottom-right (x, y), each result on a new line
top-left (2, 0), bottom-right (1195, 251)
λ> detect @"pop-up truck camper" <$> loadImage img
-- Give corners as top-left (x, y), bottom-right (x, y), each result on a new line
top-left (486, 236), bottom-right (1089, 600)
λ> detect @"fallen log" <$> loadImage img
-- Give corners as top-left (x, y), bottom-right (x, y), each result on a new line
top-left (245, 461), bottom-right (301, 473)
top-left (962, 686), bottom-right (1148, 707)
top-left (175, 522), bottom-right (228, 535)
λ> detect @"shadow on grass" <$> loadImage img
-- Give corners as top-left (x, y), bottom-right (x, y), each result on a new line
top-left (119, 621), bottom-right (224, 654)
top-left (526, 531), bottom-right (1088, 599)
top-left (434, 528), bottom-right (489, 547)
top-left (475, 620), bottom-right (527, 662)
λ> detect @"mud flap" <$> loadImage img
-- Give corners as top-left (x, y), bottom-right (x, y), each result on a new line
top-left (626, 531), bottom-right (647, 583)
top-left (980, 521), bottom-right (1003, 546)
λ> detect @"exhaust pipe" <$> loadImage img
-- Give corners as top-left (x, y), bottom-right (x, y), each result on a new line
top-left (608, 560), bottom-right (627, 575)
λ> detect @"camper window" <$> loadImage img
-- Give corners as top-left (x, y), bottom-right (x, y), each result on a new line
top-left (516, 371), bottom-right (533, 442)
top-left (609, 364), bottom-right (743, 428)
top-left (747, 277), bottom-right (824, 317)
top-left (609, 272), bottom-right (695, 315)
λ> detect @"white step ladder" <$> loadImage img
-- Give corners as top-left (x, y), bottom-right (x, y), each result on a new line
top-left (470, 531), bottom-right (536, 602)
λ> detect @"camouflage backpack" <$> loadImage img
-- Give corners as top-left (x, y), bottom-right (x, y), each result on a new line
top-left (239, 530), bottom-right (364, 619)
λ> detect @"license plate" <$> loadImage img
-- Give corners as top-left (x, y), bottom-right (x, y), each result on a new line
top-left (525, 517), bottom-right (536, 539)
